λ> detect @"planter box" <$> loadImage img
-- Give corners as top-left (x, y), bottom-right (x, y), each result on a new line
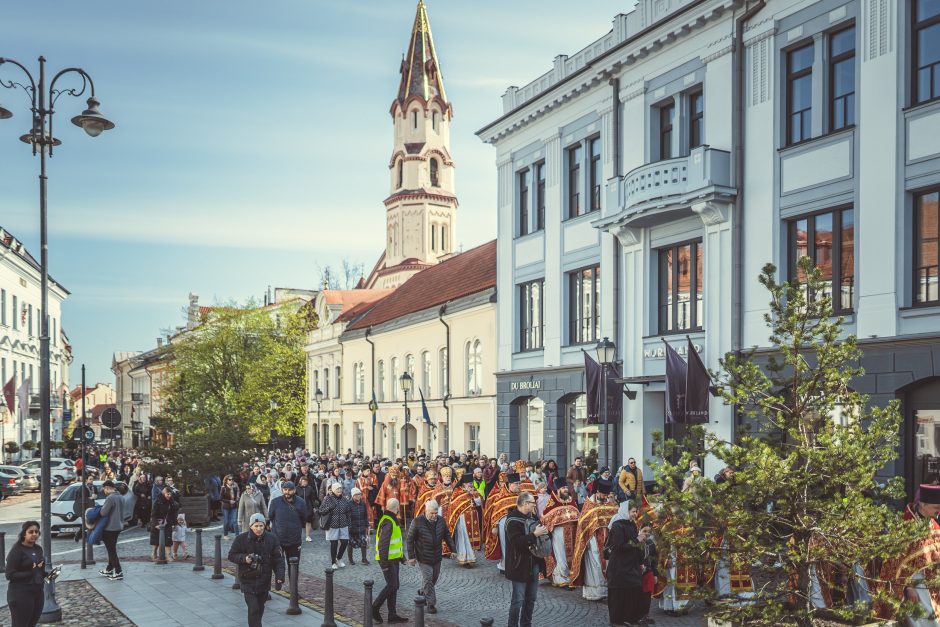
top-left (179, 495), bottom-right (210, 526)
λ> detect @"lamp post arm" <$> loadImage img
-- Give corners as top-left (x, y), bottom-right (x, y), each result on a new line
top-left (0, 57), bottom-right (37, 107)
top-left (48, 67), bottom-right (94, 105)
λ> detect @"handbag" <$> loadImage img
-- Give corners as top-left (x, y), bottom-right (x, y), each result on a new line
top-left (642, 569), bottom-right (655, 594)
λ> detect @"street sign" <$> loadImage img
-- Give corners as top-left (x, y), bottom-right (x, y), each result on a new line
top-left (84, 428), bottom-right (95, 443)
top-left (63, 410), bottom-right (72, 422)
top-left (100, 407), bottom-right (122, 429)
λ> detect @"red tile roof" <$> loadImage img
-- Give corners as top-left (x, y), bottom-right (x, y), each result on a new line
top-left (346, 240), bottom-right (495, 331)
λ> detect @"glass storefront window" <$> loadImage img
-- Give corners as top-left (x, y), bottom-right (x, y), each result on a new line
top-left (915, 408), bottom-right (940, 488)
top-left (526, 398), bottom-right (544, 462)
top-left (567, 394), bottom-right (598, 464)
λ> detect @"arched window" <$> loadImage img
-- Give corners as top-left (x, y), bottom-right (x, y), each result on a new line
top-left (430, 158), bottom-right (439, 187)
top-left (335, 366), bottom-right (342, 401)
top-left (439, 347), bottom-right (448, 398)
top-left (441, 225), bottom-right (447, 251)
top-left (405, 354), bottom-right (415, 380)
top-left (391, 357), bottom-right (400, 401)
top-left (377, 360), bottom-right (385, 402)
top-left (396, 159), bottom-right (403, 189)
top-left (412, 110), bottom-right (418, 130)
top-left (466, 339), bottom-right (482, 395)
top-left (422, 350), bottom-right (431, 397)
top-left (323, 368), bottom-right (330, 399)
top-left (431, 225), bottom-right (436, 251)
top-left (356, 361), bottom-right (365, 402)
top-left (432, 110), bottom-right (438, 130)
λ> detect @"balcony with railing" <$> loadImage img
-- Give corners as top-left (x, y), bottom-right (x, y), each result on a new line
top-left (599, 146), bottom-right (735, 230)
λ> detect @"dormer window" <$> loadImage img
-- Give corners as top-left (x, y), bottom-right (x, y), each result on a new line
top-left (430, 158), bottom-right (439, 187)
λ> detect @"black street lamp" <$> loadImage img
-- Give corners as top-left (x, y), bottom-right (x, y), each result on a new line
top-left (0, 55), bottom-right (114, 622)
top-left (594, 337), bottom-right (616, 471)
top-left (400, 372), bottom-right (413, 459)
top-left (0, 398), bottom-right (6, 464)
top-left (314, 388), bottom-right (323, 457)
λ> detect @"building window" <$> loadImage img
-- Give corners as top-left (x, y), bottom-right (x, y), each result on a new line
top-left (405, 354), bottom-right (415, 381)
top-left (466, 339), bottom-right (482, 395)
top-left (0, 289), bottom-right (5, 327)
top-left (519, 279), bottom-right (544, 351)
top-left (441, 225), bottom-right (447, 250)
top-left (535, 162), bottom-right (546, 231)
top-left (789, 207), bottom-right (855, 313)
top-left (355, 362), bottom-right (365, 402)
top-left (52, 318), bottom-right (56, 346)
top-left (566, 394), bottom-right (597, 465)
top-left (323, 368), bottom-right (330, 399)
top-left (915, 0), bottom-right (940, 105)
top-left (467, 424), bottom-right (481, 453)
top-left (11, 295), bottom-right (15, 330)
top-left (439, 348), bottom-right (448, 398)
top-left (27, 304), bottom-right (32, 336)
top-left (829, 26), bottom-right (856, 131)
top-left (431, 225), bottom-right (436, 251)
top-left (787, 42), bottom-right (814, 145)
top-left (412, 109), bottom-right (418, 129)
top-left (422, 350), bottom-right (431, 397)
top-left (689, 91), bottom-right (704, 149)
top-left (356, 423), bottom-right (364, 452)
top-left (377, 360), bottom-right (385, 402)
top-left (567, 144), bottom-right (582, 218)
top-left (1, 358), bottom-right (5, 386)
top-left (335, 366), bottom-right (341, 401)
top-left (569, 265), bottom-right (600, 344)
top-left (396, 159), bottom-right (403, 189)
top-left (659, 101), bottom-right (675, 159)
top-left (313, 369), bottom-right (320, 398)
top-left (391, 357), bottom-right (400, 401)
top-left (518, 168), bottom-right (530, 237)
top-left (432, 110), bottom-right (438, 130)
top-left (589, 137), bottom-right (601, 212)
top-left (915, 189), bottom-right (940, 305)
top-left (430, 158), bottom-right (439, 187)
top-left (658, 240), bottom-right (703, 333)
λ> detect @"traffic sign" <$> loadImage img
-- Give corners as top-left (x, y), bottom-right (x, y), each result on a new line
top-left (84, 428), bottom-right (95, 443)
top-left (71, 427), bottom-right (82, 441)
top-left (100, 407), bottom-right (121, 429)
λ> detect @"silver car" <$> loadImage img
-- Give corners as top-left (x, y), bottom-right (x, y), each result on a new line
top-left (0, 466), bottom-right (38, 492)
top-left (20, 458), bottom-right (76, 486)
top-left (50, 480), bottom-right (135, 536)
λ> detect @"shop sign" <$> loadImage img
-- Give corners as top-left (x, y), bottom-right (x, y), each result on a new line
top-left (511, 380), bottom-right (543, 391)
top-left (644, 343), bottom-right (704, 359)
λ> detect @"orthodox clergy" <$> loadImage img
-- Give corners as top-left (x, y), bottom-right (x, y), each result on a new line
top-left (445, 474), bottom-right (483, 565)
top-left (570, 478), bottom-right (618, 600)
top-left (541, 476), bottom-right (581, 587)
top-left (399, 466), bottom-right (417, 527)
top-left (484, 472), bottom-right (525, 570)
top-left (355, 466), bottom-right (377, 529)
top-left (414, 470), bottom-right (439, 516)
top-left (433, 467), bottom-right (457, 516)
top-left (376, 465), bottom-right (403, 521)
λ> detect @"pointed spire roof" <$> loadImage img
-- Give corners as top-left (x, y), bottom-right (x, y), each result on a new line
top-left (395, 0), bottom-right (448, 111)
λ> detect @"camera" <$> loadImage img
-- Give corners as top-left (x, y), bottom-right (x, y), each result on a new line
top-left (247, 554), bottom-right (262, 569)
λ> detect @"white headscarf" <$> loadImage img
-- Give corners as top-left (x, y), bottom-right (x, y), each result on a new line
top-left (608, 500), bottom-right (634, 529)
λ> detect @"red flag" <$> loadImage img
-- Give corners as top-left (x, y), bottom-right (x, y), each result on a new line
top-left (2, 377), bottom-right (14, 417)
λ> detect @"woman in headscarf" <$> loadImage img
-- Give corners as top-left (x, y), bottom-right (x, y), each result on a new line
top-left (606, 501), bottom-right (647, 626)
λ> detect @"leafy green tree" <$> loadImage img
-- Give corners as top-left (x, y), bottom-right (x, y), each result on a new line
top-left (21, 440), bottom-right (36, 451)
top-left (651, 258), bottom-right (929, 626)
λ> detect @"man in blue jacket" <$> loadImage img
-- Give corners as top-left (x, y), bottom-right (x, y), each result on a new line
top-left (267, 480), bottom-right (307, 590)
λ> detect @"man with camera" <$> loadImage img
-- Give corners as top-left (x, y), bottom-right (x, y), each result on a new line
top-left (228, 513), bottom-right (285, 627)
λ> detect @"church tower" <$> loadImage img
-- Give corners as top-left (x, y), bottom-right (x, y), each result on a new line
top-left (369, 0), bottom-right (458, 289)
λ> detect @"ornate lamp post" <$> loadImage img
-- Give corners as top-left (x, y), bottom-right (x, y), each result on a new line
top-left (399, 372), bottom-right (413, 459)
top-left (314, 388), bottom-right (323, 456)
top-left (0, 56), bottom-right (114, 622)
top-left (594, 337), bottom-right (616, 470)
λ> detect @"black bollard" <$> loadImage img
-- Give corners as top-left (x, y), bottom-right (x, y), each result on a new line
top-left (363, 580), bottom-right (374, 627)
top-left (286, 557), bottom-right (301, 615)
top-left (211, 535), bottom-right (224, 580)
top-left (156, 529), bottom-right (168, 565)
top-left (193, 528), bottom-right (205, 572)
top-left (84, 538), bottom-right (95, 565)
top-left (414, 595), bottom-right (426, 627)
top-left (0, 531), bottom-right (6, 567)
top-left (480, 619), bottom-right (494, 626)
top-left (321, 567), bottom-right (336, 627)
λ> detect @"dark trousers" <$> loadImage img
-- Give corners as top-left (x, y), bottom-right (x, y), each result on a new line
top-left (372, 560), bottom-right (400, 615)
top-left (282, 543), bottom-right (300, 572)
top-left (7, 583), bottom-right (43, 627)
top-left (102, 529), bottom-right (122, 574)
top-left (243, 591), bottom-right (268, 627)
top-left (508, 564), bottom-right (540, 627)
top-left (608, 585), bottom-right (644, 625)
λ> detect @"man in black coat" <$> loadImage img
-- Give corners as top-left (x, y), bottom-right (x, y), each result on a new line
top-left (72, 475), bottom-right (95, 543)
top-left (228, 513), bottom-right (285, 627)
top-left (504, 493), bottom-right (549, 627)
top-left (405, 499), bottom-right (456, 615)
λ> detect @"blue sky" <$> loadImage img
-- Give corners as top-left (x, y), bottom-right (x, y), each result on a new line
top-left (0, 1), bottom-right (623, 384)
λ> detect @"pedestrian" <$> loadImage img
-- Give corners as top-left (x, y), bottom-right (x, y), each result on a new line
top-left (238, 482), bottom-right (267, 533)
top-left (221, 474), bottom-right (241, 539)
top-left (617, 457), bottom-right (645, 504)
top-left (372, 498), bottom-right (408, 624)
top-left (5, 520), bottom-right (44, 627)
top-left (132, 473), bottom-right (152, 529)
top-left (98, 480), bottom-right (126, 580)
top-left (255, 475), bottom-right (271, 503)
top-left (150, 485), bottom-right (179, 561)
top-left (319, 482), bottom-right (352, 570)
top-left (566, 457), bottom-right (588, 491)
top-left (606, 501), bottom-right (648, 626)
top-left (348, 487), bottom-right (370, 565)
top-left (295, 475), bottom-right (318, 542)
top-left (228, 513), bottom-right (285, 627)
top-left (171, 513), bottom-right (189, 560)
top-left (72, 474), bottom-right (95, 543)
top-left (405, 499), bottom-right (455, 615)
top-left (505, 492), bottom-right (549, 627)
top-left (267, 480), bottom-right (308, 588)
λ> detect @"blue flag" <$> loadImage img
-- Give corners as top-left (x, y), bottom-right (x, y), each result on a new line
top-left (368, 391), bottom-right (378, 428)
top-left (419, 388), bottom-right (433, 427)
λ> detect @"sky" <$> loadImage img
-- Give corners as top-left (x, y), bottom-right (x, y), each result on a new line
top-left (0, 0), bottom-right (625, 385)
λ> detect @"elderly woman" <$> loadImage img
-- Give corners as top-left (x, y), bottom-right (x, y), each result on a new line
top-left (319, 482), bottom-right (352, 570)
top-left (347, 487), bottom-right (370, 565)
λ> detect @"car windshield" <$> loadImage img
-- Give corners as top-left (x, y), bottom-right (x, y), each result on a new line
top-left (56, 485), bottom-right (80, 501)
top-left (0, 467), bottom-right (23, 476)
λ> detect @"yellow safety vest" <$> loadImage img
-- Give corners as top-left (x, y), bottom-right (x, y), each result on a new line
top-left (374, 514), bottom-right (403, 561)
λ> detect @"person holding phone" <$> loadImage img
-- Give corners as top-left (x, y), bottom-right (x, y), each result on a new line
top-left (5, 520), bottom-right (45, 627)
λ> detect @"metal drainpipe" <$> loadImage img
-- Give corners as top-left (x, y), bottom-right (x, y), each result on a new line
top-left (438, 305), bottom-right (450, 454)
top-left (364, 328), bottom-right (376, 456)
top-left (609, 76), bottom-right (622, 471)
top-left (732, 0), bottom-right (766, 424)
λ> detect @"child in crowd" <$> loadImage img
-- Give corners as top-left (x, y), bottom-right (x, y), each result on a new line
top-left (171, 513), bottom-right (189, 560)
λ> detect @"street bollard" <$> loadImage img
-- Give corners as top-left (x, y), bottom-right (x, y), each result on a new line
top-left (156, 530), bottom-right (168, 565)
top-left (480, 619), bottom-right (494, 626)
top-left (321, 567), bottom-right (337, 627)
top-left (0, 531), bottom-right (5, 566)
top-left (362, 580), bottom-right (374, 627)
top-left (286, 557), bottom-right (301, 615)
top-left (211, 535), bottom-right (224, 580)
top-left (193, 528), bottom-right (205, 572)
top-left (84, 538), bottom-right (95, 565)
top-left (414, 595), bottom-right (426, 627)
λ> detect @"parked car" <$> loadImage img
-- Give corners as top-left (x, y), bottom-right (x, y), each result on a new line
top-left (50, 480), bottom-right (135, 537)
top-left (20, 458), bottom-right (76, 486)
top-left (0, 471), bottom-right (23, 499)
top-left (0, 466), bottom-right (39, 492)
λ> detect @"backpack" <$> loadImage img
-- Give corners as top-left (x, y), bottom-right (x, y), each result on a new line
top-left (523, 516), bottom-right (553, 558)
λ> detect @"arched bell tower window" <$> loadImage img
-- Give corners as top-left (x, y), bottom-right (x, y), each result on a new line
top-left (430, 158), bottom-right (439, 187)
top-left (396, 159), bottom-right (403, 189)
top-left (432, 111), bottom-right (438, 130)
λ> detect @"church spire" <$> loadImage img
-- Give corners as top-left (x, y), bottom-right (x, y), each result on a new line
top-left (395, 0), bottom-right (448, 112)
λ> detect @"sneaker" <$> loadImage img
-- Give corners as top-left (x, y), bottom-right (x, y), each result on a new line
top-left (98, 568), bottom-right (113, 577)
top-left (223, 535), bottom-right (229, 540)
top-left (387, 615), bottom-right (409, 624)
top-left (305, 536), bottom-right (312, 542)
top-left (337, 560), bottom-right (346, 568)
top-left (331, 562), bottom-right (339, 571)
top-left (108, 571), bottom-right (123, 581)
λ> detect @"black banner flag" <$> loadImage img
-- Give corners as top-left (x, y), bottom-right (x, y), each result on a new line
top-left (684, 338), bottom-right (710, 424)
